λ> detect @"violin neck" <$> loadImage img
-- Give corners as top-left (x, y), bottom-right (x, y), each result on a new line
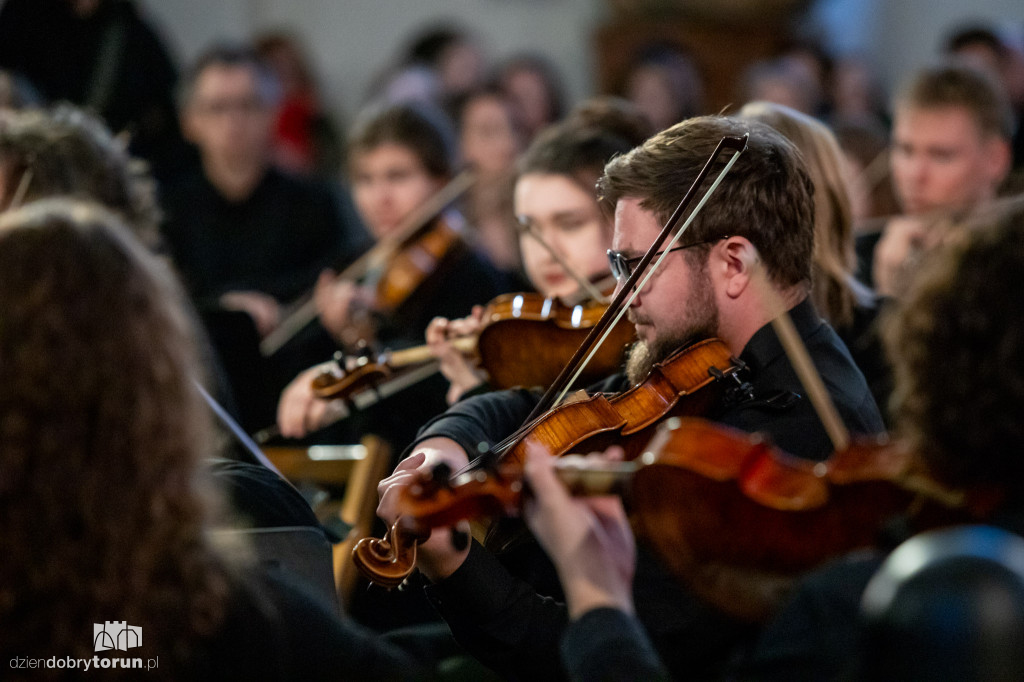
top-left (386, 335), bottom-right (476, 368)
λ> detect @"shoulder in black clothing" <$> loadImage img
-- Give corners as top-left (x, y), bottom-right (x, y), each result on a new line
top-left (192, 569), bottom-right (423, 681)
top-left (160, 167), bottom-right (369, 303)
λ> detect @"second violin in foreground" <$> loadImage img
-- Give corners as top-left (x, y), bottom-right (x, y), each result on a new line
top-left (354, 416), bottom-right (978, 621)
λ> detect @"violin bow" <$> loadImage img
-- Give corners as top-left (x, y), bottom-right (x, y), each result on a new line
top-left (260, 170), bottom-right (476, 356)
top-left (523, 134), bottom-right (749, 424)
top-left (251, 359), bottom-right (445, 445)
top-left (753, 265), bottom-right (850, 451)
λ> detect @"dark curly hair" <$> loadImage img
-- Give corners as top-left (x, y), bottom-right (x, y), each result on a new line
top-left (884, 195), bottom-right (1024, 495)
top-left (0, 105), bottom-right (161, 247)
top-left (0, 200), bottom-right (229, 679)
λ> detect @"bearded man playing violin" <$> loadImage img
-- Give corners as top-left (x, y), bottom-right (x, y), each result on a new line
top-left (375, 115), bottom-right (884, 680)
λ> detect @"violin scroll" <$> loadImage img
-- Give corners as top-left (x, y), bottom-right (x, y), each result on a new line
top-left (351, 463), bottom-right (523, 588)
top-left (351, 521), bottom-right (419, 589)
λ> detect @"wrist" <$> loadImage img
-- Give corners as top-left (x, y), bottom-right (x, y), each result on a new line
top-left (564, 580), bottom-right (635, 621)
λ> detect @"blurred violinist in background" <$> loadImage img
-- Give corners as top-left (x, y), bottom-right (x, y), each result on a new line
top-left (858, 61), bottom-right (1013, 298)
top-left (427, 96), bottom-right (652, 404)
top-left (255, 30), bottom-right (344, 180)
top-left (275, 101), bottom-right (505, 453)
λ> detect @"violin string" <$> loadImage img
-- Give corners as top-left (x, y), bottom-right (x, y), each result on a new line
top-left (551, 147), bottom-right (745, 408)
top-left (260, 170), bottom-right (475, 356)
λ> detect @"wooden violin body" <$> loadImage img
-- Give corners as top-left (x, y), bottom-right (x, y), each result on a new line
top-left (355, 414), bottom-right (975, 622)
top-left (309, 290), bottom-right (638, 403)
top-left (351, 338), bottom-right (745, 583)
top-left (374, 216), bottom-right (462, 314)
top-left (475, 292), bottom-right (636, 390)
top-left (628, 417), bottom-right (971, 623)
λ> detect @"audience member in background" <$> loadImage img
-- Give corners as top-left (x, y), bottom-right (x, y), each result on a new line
top-left (0, 0), bottom-right (187, 182)
top-left (860, 61), bottom-right (1013, 298)
top-left (738, 101), bottom-right (892, 421)
top-left (828, 54), bottom-right (889, 126)
top-left (620, 43), bottom-right (704, 132)
top-left (454, 85), bottom-right (527, 281)
top-left (496, 53), bottom-right (568, 143)
top-left (0, 198), bottom-right (421, 681)
top-left (372, 23), bottom-right (487, 112)
top-left (428, 96), bottom-right (653, 404)
top-left (255, 31), bottom-right (343, 179)
top-left (738, 56), bottom-right (823, 117)
top-left (161, 44), bottom-right (368, 430)
top-left (945, 23), bottom-right (1024, 174)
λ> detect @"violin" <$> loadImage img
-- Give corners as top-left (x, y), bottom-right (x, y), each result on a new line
top-left (355, 416), bottom-right (979, 619)
top-left (372, 213), bottom-right (464, 316)
top-left (352, 338), bottom-right (745, 583)
top-left (309, 291), bottom-right (637, 402)
top-left (260, 172), bottom-right (475, 356)
top-left (353, 134), bottom-right (752, 585)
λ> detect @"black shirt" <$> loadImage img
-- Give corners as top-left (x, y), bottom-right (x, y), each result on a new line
top-left (160, 166), bottom-right (369, 305)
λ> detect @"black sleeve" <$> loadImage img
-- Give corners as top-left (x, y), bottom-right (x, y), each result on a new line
top-left (410, 386), bottom-right (543, 459)
top-left (209, 571), bottom-right (426, 681)
top-left (731, 555), bottom-right (882, 682)
top-left (561, 608), bottom-right (670, 682)
top-left (423, 541), bottom-right (571, 681)
top-left (265, 574), bottom-right (426, 682)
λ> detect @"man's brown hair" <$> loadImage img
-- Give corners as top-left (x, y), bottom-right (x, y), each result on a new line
top-left (598, 115), bottom-right (815, 287)
top-left (894, 61), bottom-right (1014, 141)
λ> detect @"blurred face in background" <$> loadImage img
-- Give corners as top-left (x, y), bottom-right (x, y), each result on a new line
top-left (515, 172), bottom-right (611, 300)
top-left (350, 142), bottom-right (443, 240)
top-left (184, 63), bottom-right (274, 172)
top-left (890, 104), bottom-right (1009, 215)
top-left (460, 93), bottom-right (521, 178)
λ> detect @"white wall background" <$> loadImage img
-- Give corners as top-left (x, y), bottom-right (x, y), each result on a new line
top-left (136, 0), bottom-right (605, 121)
top-left (62, 0), bottom-right (1024, 119)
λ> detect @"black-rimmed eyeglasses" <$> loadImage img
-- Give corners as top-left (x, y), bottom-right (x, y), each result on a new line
top-left (607, 236), bottom-right (727, 282)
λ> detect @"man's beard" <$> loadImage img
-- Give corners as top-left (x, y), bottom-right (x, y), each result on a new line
top-left (625, 262), bottom-right (719, 384)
